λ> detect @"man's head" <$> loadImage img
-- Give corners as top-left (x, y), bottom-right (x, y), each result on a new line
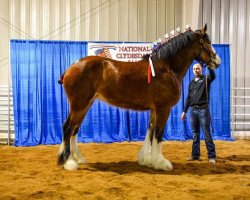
top-left (193, 63), bottom-right (203, 77)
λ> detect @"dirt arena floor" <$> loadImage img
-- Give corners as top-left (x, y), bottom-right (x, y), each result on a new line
top-left (0, 140), bottom-right (249, 200)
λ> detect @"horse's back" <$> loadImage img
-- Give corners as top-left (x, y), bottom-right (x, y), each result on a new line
top-left (61, 56), bottom-right (181, 111)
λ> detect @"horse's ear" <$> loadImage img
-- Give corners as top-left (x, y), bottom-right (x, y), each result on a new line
top-left (201, 23), bottom-right (207, 34)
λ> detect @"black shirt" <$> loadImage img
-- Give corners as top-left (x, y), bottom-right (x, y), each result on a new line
top-left (183, 68), bottom-right (215, 113)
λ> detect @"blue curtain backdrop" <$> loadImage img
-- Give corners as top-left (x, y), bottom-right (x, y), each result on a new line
top-left (11, 40), bottom-right (231, 146)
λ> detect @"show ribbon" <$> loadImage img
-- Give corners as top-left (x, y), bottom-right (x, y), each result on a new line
top-left (148, 56), bottom-right (155, 84)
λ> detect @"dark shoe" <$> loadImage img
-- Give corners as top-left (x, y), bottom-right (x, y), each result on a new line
top-left (187, 157), bottom-right (201, 161)
top-left (208, 158), bottom-right (216, 164)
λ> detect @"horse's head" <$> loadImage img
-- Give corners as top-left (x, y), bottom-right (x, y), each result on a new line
top-left (194, 24), bottom-right (221, 69)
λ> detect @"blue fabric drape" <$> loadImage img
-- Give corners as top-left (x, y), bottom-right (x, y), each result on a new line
top-left (169, 44), bottom-right (231, 141)
top-left (11, 40), bottom-right (87, 146)
top-left (11, 40), bottom-right (231, 146)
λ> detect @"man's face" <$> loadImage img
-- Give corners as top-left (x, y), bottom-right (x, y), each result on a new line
top-left (193, 64), bottom-right (202, 77)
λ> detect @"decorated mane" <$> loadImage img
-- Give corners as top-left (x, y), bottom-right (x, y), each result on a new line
top-left (143, 25), bottom-right (199, 62)
top-left (153, 30), bottom-right (194, 61)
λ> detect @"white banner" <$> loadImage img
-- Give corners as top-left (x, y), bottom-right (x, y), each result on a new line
top-left (88, 43), bottom-right (152, 62)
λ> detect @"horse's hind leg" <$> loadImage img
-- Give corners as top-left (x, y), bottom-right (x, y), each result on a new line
top-left (70, 134), bottom-right (86, 164)
top-left (58, 98), bottom-right (94, 170)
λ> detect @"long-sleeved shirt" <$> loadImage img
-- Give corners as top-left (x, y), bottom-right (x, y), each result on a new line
top-left (183, 68), bottom-right (215, 113)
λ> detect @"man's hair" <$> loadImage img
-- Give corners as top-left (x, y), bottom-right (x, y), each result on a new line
top-left (193, 63), bottom-right (202, 69)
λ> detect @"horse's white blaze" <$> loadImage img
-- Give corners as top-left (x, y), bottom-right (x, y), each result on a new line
top-left (212, 46), bottom-right (221, 65)
top-left (151, 137), bottom-right (173, 171)
top-left (70, 135), bottom-right (87, 164)
top-left (138, 130), bottom-right (152, 166)
top-left (63, 155), bottom-right (79, 170)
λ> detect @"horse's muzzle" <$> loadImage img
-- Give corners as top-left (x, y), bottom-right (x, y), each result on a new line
top-left (209, 55), bottom-right (221, 69)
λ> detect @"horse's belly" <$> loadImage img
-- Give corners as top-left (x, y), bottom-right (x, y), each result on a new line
top-left (95, 93), bottom-right (150, 111)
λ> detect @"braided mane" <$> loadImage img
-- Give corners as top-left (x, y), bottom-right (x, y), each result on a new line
top-left (142, 30), bottom-right (195, 61)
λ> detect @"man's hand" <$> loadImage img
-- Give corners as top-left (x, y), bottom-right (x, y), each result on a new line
top-left (181, 112), bottom-right (186, 121)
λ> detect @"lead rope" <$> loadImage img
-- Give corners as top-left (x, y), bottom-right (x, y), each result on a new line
top-left (206, 71), bottom-right (214, 133)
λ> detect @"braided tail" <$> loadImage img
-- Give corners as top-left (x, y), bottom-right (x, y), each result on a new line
top-left (58, 71), bottom-right (66, 84)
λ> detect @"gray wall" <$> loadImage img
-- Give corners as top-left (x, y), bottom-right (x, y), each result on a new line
top-left (0, 0), bottom-right (199, 85)
top-left (0, 0), bottom-right (199, 142)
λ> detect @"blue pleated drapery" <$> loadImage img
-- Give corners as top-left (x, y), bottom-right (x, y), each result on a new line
top-left (10, 40), bottom-right (231, 146)
top-left (172, 44), bottom-right (231, 141)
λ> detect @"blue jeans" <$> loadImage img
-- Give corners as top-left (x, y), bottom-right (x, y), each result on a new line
top-left (190, 107), bottom-right (216, 159)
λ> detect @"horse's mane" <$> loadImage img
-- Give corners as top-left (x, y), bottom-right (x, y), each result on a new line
top-left (142, 30), bottom-right (195, 62)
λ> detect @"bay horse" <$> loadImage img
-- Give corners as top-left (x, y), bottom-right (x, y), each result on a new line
top-left (58, 24), bottom-right (221, 171)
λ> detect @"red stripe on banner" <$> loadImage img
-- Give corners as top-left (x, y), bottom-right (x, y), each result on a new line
top-left (104, 49), bottom-right (112, 58)
top-left (148, 64), bottom-right (151, 84)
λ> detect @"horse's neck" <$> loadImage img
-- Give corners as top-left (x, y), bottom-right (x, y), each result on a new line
top-left (169, 43), bottom-right (199, 78)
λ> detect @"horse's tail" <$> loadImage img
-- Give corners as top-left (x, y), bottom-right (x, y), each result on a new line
top-left (58, 71), bottom-right (66, 84)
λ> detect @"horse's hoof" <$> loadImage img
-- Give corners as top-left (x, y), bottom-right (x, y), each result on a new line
top-left (77, 156), bottom-right (87, 165)
top-left (138, 149), bottom-right (151, 167)
top-left (156, 159), bottom-right (173, 171)
top-left (151, 158), bottom-right (173, 171)
top-left (138, 159), bottom-right (152, 167)
top-left (138, 155), bottom-right (151, 167)
top-left (64, 157), bottom-right (79, 170)
top-left (72, 152), bottom-right (87, 165)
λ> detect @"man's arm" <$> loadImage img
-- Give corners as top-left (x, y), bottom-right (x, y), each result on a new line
top-left (207, 67), bottom-right (216, 82)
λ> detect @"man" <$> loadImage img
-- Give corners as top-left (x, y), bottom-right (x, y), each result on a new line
top-left (181, 63), bottom-right (216, 164)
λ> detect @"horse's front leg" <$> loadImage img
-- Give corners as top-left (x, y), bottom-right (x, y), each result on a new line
top-left (138, 111), bottom-right (156, 167)
top-left (150, 107), bottom-right (173, 171)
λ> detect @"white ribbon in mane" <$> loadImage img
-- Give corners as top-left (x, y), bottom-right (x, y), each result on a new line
top-left (149, 56), bottom-right (155, 77)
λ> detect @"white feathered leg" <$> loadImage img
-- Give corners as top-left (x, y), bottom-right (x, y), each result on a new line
top-left (151, 137), bottom-right (173, 171)
top-left (71, 135), bottom-right (87, 164)
top-left (63, 155), bottom-right (78, 170)
top-left (62, 135), bottom-right (79, 170)
top-left (138, 130), bottom-right (152, 167)
top-left (58, 141), bottom-right (65, 157)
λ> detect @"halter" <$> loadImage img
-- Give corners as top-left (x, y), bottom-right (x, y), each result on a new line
top-left (195, 38), bottom-right (217, 68)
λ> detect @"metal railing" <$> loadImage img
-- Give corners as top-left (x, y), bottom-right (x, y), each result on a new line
top-left (231, 87), bottom-right (250, 139)
top-left (0, 85), bottom-right (14, 144)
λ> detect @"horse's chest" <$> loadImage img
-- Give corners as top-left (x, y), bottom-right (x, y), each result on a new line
top-left (160, 74), bottom-right (182, 102)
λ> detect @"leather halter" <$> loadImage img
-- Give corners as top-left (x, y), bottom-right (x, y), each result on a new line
top-left (195, 38), bottom-right (217, 68)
